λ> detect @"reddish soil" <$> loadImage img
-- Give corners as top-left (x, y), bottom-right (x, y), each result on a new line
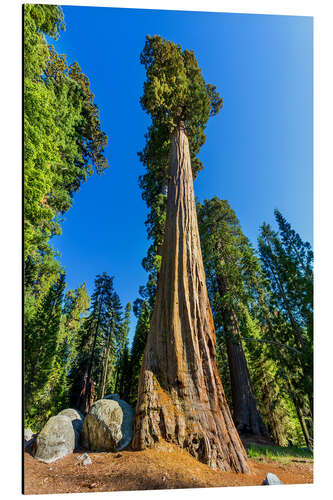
top-left (24, 441), bottom-right (313, 495)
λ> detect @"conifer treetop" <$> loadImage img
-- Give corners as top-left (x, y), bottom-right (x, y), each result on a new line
top-left (140, 35), bottom-right (223, 178)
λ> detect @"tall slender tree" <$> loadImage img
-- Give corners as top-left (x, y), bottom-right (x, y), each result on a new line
top-left (132, 36), bottom-right (249, 473)
top-left (51, 284), bottom-right (91, 410)
top-left (197, 198), bottom-right (269, 440)
top-left (24, 273), bottom-right (65, 428)
top-left (258, 218), bottom-right (313, 445)
top-left (97, 290), bottom-right (122, 399)
top-left (74, 273), bottom-right (121, 414)
top-left (274, 209), bottom-right (313, 346)
top-left (114, 302), bottom-right (132, 398)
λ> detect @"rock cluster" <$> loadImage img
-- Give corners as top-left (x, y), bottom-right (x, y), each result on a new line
top-left (30, 395), bottom-right (134, 463)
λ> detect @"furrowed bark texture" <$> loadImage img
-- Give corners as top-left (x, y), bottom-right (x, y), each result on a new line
top-left (224, 311), bottom-right (269, 438)
top-left (132, 125), bottom-right (250, 473)
top-left (217, 275), bottom-right (269, 439)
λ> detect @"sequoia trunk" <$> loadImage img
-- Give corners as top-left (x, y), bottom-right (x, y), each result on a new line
top-left (224, 308), bottom-right (269, 439)
top-left (132, 124), bottom-right (250, 473)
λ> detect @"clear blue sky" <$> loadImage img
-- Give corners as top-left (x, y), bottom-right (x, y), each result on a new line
top-left (51, 6), bottom-right (313, 343)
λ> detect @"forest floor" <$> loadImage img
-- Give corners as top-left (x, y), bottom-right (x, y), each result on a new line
top-left (24, 440), bottom-right (313, 494)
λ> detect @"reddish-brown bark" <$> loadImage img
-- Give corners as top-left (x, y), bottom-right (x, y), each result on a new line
top-left (224, 311), bottom-right (269, 438)
top-left (132, 125), bottom-right (250, 473)
top-left (216, 275), bottom-right (269, 439)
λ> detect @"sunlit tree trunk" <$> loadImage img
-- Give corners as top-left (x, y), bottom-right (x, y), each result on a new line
top-left (132, 124), bottom-right (250, 473)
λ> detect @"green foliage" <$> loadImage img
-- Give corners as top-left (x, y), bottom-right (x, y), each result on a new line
top-left (215, 330), bottom-right (233, 410)
top-left (68, 273), bottom-right (124, 410)
top-left (24, 4), bottom-right (109, 427)
top-left (258, 221), bottom-right (313, 398)
top-left (273, 209), bottom-right (313, 339)
top-left (24, 280), bottom-right (90, 430)
top-left (52, 284), bottom-right (91, 406)
top-left (197, 197), bottom-right (261, 312)
top-left (129, 300), bottom-right (151, 406)
top-left (24, 4), bottom-right (64, 80)
top-left (242, 310), bottom-right (304, 446)
top-left (24, 273), bottom-right (66, 428)
top-left (24, 4), bottom-right (109, 260)
top-left (245, 444), bottom-right (313, 463)
top-left (140, 35), bottom-right (222, 177)
top-left (258, 216), bottom-right (313, 445)
top-left (197, 197), bottom-right (306, 445)
top-left (114, 302), bottom-right (132, 398)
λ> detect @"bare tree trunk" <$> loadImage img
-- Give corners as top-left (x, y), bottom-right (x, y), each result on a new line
top-left (100, 322), bottom-right (114, 399)
top-left (224, 311), bottom-right (270, 439)
top-left (132, 124), bottom-right (250, 473)
top-left (100, 353), bottom-right (109, 400)
top-left (78, 305), bottom-right (102, 414)
top-left (77, 372), bottom-right (88, 414)
top-left (88, 381), bottom-right (96, 410)
top-left (216, 273), bottom-right (269, 440)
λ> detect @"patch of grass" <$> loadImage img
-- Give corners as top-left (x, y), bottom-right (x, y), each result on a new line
top-left (245, 444), bottom-right (313, 463)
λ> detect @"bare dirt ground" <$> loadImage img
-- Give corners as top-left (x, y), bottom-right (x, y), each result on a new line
top-left (24, 441), bottom-right (313, 494)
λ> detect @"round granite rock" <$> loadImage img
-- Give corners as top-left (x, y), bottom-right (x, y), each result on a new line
top-left (33, 415), bottom-right (75, 463)
top-left (81, 398), bottom-right (134, 452)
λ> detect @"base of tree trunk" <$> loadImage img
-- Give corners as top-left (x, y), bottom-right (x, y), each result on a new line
top-left (132, 368), bottom-right (250, 472)
top-left (226, 335), bottom-right (270, 439)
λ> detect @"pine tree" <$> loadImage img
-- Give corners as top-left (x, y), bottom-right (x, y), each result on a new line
top-left (128, 300), bottom-right (152, 406)
top-left (132, 35), bottom-right (249, 472)
top-left (115, 302), bottom-right (132, 399)
top-left (24, 273), bottom-right (65, 429)
top-left (50, 284), bottom-right (91, 411)
top-left (258, 219), bottom-right (313, 445)
top-left (274, 209), bottom-right (313, 363)
top-left (97, 289), bottom-right (123, 399)
top-left (24, 4), bottom-right (110, 427)
top-left (73, 273), bottom-right (122, 414)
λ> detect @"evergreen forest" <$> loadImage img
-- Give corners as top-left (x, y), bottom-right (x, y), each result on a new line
top-left (24, 4), bottom-right (313, 483)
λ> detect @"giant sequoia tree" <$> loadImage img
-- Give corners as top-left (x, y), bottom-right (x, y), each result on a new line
top-left (132, 35), bottom-right (249, 473)
top-left (197, 198), bottom-right (269, 439)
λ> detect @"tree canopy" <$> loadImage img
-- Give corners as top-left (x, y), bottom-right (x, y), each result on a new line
top-left (139, 34), bottom-right (223, 178)
top-left (24, 4), bottom-right (109, 261)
